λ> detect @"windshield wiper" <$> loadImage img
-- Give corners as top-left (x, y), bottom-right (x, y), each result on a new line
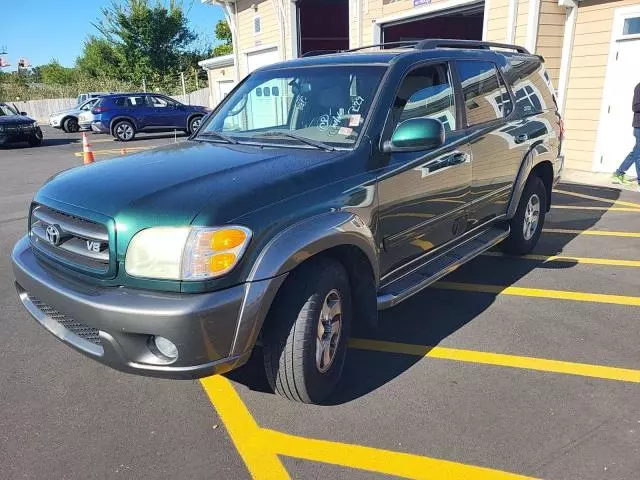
top-left (198, 130), bottom-right (239, 144)
top-left (255, 130), bottom-right (336, 151)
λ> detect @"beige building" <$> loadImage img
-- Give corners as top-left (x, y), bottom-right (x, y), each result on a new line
top-left (200, 0), bottom-right (640, 174)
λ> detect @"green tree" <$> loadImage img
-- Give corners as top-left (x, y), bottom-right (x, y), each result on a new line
top-left (39, 59), bottom-right (77, 85)
top-left (87, 0), bottom-right (198, 84)
top-left (76, 36), bottom-right (121, 78)
top-left (212, 19), bottom-right (232, 57)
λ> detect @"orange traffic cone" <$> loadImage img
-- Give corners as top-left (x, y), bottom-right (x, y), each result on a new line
top-left (82, 133), bottom-right (95, 165)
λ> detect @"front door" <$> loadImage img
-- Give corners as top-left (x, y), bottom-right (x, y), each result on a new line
top-left (377, 62), bottom-right (472, 280)
top-left (145, 95), bottom-right (185, 128)
top-left (597, 10), bottom-right (640, 174)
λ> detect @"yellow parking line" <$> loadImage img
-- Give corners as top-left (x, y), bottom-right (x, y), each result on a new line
top-left (199, 375), bottom-right (537, 479)
top-left (199, 376), bottom-right (289, 479)
top-left (482, 251), bottom-right (640, 267)
top-left (553, 189), bottom-right (640, 209)
top-left (262, 428), bottom-right (536, 480)
top-left (349, 339), bottom-right (640, 383)
top-left (543, 228), bottom-right (640, 238)
top-left (73, 146), bottom-right (155, 157)
top-left (551, 205), bottom-right (640, 212)
top-left (433, 281), bottom-right (640, 307)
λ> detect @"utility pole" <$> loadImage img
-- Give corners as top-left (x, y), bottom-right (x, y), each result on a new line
top-left (195, 69), bottom-right (199, 90)
top-left (180, 72), bottom-right (187, 97)
top-left (142, 77), bottom-right (146, 92)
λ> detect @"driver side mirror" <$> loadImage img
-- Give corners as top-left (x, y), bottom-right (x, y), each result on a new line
top-left (382, 118), bottom-right (445, 153)
top-left (20, 111), bottom-right (28, 116)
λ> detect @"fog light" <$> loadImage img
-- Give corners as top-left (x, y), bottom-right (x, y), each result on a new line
top-left (153, 336), bottom-right (178, 359)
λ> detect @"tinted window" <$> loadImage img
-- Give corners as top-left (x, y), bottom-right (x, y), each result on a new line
top-left (457, 60), bottom-right (505, 126)
top-left (506, 59), bottom-right (555, 114)
top-left (113, 97), bottom-right (126, 107)
top-left (394, 63), bottom-right (456, 132)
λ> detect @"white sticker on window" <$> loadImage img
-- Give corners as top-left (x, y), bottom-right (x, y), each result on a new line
top-left (349, 114), bottom-right (361, 127)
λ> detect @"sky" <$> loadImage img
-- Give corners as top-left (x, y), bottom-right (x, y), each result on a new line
top-left (0, 0), bottom-right (225, 69)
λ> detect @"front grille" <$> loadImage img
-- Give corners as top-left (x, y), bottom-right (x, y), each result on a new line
top-left (29, 296), bottom-right (101, 345)
top-left (30, 204), bottom-right (110, 274)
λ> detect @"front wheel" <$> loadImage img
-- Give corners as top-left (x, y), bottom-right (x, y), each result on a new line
top-left (113, 120), bottom-right (136, 142)
top-left (263, 257), bottom-right (352, 404)
top-left (502, 176), bottom-right (547, 255)
top-left (28, 130), bottom-right (43, 147)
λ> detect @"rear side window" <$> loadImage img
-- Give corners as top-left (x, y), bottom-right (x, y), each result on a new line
top-left (506, 59), bottom-right (556, 115)
top-left (113, 97), bottom-right (126, 107)
top-left (393, 63), bottom-right (457, 133)
top-left (457, 60), bottom-right (508, 127)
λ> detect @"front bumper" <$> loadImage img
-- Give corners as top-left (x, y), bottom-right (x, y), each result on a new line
top-left (11, 236), bottom-right (285, 379)
top-left (90, 121), bottom-right (110, 134)
top-left (0, 127), bottom-right (40, 145)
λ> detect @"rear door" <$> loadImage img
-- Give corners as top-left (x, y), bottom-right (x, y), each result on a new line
top-left (454, 58), bottom-right (529, 227)
top-left (377, 61), bottom-right (473, 279)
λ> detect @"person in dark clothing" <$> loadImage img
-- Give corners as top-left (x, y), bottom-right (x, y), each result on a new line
top-left (612, 81), bottom-right (640, 191)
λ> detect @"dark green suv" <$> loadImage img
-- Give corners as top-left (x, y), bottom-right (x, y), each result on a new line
top-left (12, 40), bottom-right (563, 403)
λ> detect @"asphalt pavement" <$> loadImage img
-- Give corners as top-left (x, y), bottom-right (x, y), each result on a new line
top-left (1, 126), bottom-right (639, 479)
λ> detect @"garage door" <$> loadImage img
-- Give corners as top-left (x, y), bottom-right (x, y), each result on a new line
top-left (382, 2), bottom-right (484, 44)
top-left (246, 47), bottom-right (279, 73)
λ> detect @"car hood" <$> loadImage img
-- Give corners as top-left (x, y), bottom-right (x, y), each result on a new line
top-left (51, 107), bottom-right (79, 117)
top-left (36, 140), bottom-right (346, 231)
top-left (0, 115), bottom-right (34, 125)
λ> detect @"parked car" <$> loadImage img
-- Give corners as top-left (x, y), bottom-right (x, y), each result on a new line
top-left (76, 92), bottom-right (113, 106)
top-left (0, 103), bottom-right (43, 147)
top-left (86, 93), bottom-right (210, 141)
top-left (11, 40), bottom-right (563, 403)
top-left (49, 97), bottom-right (101, 133)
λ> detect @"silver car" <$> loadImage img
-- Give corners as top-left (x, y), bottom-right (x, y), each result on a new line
top-left (49, 98), bottom-right (100, 133)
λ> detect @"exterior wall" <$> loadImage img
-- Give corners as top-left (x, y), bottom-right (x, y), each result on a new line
top-left (206, 65), bottom-right (237, 107)
top-left (235, 0), bottom-right (283, 77)
top-left (514, 0), bottom-right (530, 46)
top-left (486, 0), bottom-right (510, 42)
top-left (535, 0), bottom-right (564, 88)
top-left (562, 0), bottom-right (639, 171)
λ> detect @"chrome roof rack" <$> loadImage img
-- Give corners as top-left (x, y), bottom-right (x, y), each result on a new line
top-left (343, 39), bottom-right (530, 55)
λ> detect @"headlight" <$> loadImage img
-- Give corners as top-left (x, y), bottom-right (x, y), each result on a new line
top-left (125, 226), bottom-right (252, 280)
top-left (32, 121), bottom-right (38, 128)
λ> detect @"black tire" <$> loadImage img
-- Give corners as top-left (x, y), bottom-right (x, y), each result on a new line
top-left (63, 117), bottom-right (80, 133)
top-left (263, 257), bottom-right (352, 404)
top-left (502, 176), bottom-right (547, 255)
top-left (113, 120), bottom-right (136, 142)
top-left (28, 130), bottom-right (43, 147)
top-left (188, 115), bottom-right (203, 135)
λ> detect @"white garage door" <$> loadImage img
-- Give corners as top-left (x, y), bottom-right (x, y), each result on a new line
top-left (246, 47), bottom-right (279, 73)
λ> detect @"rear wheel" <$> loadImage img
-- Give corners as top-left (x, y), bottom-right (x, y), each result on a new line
top-left (502, 176), bottom-right (547, 255)
top-left (63, 117), bottom-right (80, 133)
top-left (113, 120), bottom-right (135, 142)
top-left (263, 257), bottom-right (351, 404)
top-left (188, 115), bottom-right (203, 135)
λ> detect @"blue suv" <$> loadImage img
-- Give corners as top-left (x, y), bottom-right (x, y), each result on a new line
top-left (88, 93), bottom-right (210, 141)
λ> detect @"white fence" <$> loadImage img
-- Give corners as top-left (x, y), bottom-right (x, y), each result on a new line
top-left (12, 88), bottom-right (211, 122)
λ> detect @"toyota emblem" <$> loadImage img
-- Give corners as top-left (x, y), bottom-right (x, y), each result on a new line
top-left (45, 224), bottom-right (62, 246)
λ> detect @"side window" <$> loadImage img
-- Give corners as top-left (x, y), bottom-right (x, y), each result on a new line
top-left (113, 97), bottom-right (126, 107)
top-left (393, 63), bottom-right (456, 133)
top-left (506, 59), bottom-right (555, 115)
top-left (148, 96), bottom-right (169, 107)
top-left (126, 96), bottom-right (145, 107)
top-left (457, 60), bottom-right (506, 126)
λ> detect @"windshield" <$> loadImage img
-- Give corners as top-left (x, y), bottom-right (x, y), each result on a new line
top-left (0, 104), bottom-right (19, 116)
top-left (199, 65), bottom-right (386, 149)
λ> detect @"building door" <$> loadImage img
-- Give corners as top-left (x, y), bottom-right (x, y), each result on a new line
top-left (597, 10), bottom-right (640, 174)
top-left (217, 80), bottom-right (235, 103)
top-left (246, 47), bottom-right (279, 73)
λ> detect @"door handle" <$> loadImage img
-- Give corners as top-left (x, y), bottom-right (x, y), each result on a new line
top-left (449, 152), bottom-right (469, 166)
top-left (515, 134), bottom-right (529, 144)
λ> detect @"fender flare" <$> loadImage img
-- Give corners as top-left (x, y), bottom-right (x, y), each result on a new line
top-left (186, 113), bottom-right (204, 131)
top-left (229, 211), bottom-right (379, 356)
top-left (506, 144), bottom-right (555, 219)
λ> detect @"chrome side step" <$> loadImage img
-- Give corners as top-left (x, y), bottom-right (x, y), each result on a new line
top-left (377, 226), bottom-right (510, 310)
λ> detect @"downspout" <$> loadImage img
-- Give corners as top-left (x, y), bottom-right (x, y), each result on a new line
top-left (526, 0), bottom-right (542, 52)
top-left (272, 0), bottom-right (287, 60)
top-left (482, 0), bottom-right (491, 41)
top-left (557, 0), bottom-right (578, 115)
top-left (218, 1), bottom-right (240, 83)
top-left (356, 0), bottom-right (363, 48)
top-left (506, 0), bottom-right (519, 44)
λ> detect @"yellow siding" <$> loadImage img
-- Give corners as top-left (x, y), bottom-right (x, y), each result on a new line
top-left (536, 0), bottom-right (566, 88)
top-left (562, 0), bottom-right (639, 171)
top-left (514, 0), bottom-right (529, 47)
top-left (236, 0), bottom-right (283, 78)
top-left (486, 0), bottom-right (510, 42)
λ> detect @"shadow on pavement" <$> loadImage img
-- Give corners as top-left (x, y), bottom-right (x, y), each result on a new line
top-left (228, 183), bottom-right (621, 404)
